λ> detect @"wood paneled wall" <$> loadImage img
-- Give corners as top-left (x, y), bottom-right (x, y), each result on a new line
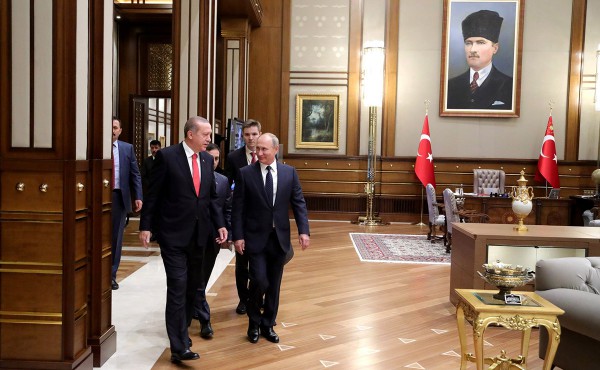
top-left (242, 0), bottom-right (596, 223)
top-left (284, 155), bottom-right (597, 222)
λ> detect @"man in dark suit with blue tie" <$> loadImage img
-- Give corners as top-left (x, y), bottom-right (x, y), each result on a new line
top-left (111, 118), bottom-right (143, 291)
top-left (139, 116), bottom-right (227, 363)
top-left (225, 119), bottom-right (261, 315)
top-left (232, 133), bottom-right (310, 344)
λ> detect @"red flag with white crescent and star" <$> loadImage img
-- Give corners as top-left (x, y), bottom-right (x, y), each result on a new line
top-left (535, 115), bottom-right (560, 188)
top-left (415, 115), bottom-right (436, 188)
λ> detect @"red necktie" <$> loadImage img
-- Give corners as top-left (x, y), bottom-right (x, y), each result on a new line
top-left (251, 152), bottom-right (257, 164)
top-left (192, 153), bottom-right (200, 196)
top-left (470, 72), bottom-right (479, 93)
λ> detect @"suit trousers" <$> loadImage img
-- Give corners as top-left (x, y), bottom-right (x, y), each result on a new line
top-left (247, 230), bottom-right (287, 327)
top-left (111, 190), bottom-right (127, 280)
top-left (235, 251), bottom-right (250, 303)
top-left (193, 243), bottom-right (219, 323)
top-left (160, 231), bottom-right (204, 353)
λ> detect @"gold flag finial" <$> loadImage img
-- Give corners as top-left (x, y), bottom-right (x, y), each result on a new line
top-left (424, 99), bottom-right (430, 115)
top-left (548, 100), bottom-right (555, 116)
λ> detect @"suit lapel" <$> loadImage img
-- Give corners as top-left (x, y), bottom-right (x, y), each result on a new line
top-left (199, 152), bottom-right (212, 197)
top-left (251, 163), bottom-right (270, 207)
top-left (117, 141), bottom-right (125, 181)
top-left (175, 143), bottom-right (197, 196)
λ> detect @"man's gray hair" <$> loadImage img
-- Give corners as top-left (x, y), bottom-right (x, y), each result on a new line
top-left (184, 116), bottom-right (210, 136)
top-left (261, 133), bottom-right (279, 147)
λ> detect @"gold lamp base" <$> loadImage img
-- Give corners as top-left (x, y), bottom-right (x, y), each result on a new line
top-left (356, 215), bottom-right (388, 226)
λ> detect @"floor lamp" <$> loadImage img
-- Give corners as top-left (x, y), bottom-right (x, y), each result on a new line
top-left (594, 44), bottom-right (600, 197)
top-left (357, 43), bottom-right (387, 226)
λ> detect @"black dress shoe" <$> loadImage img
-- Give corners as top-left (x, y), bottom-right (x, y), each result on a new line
top-left (247, 322), bottom-right (259, 343)
top-left (111, 279), bottom-right (119, 290)
top-left (170, 349), bottom-right (199, 363)
top-left (200, 321), bottom-right (213, 339)
top-left (260, 325), bottom-right (279, 343)
top-left (236, 301), bottom-right (247, 315)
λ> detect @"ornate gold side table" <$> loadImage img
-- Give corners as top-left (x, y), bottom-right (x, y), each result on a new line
top-left (455, 289), bottom-right (564, 370)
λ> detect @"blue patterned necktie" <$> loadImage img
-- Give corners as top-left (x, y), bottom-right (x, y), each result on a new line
top-left (265, 165), bottom-right (273, 206)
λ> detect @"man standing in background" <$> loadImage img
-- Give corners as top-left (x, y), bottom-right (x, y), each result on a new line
top-left (111, 117), bottom-right (143, 291)
top-left (141, 139), bottom-right (161, 195)
top-left (224, 119), bottom-right (262, 315)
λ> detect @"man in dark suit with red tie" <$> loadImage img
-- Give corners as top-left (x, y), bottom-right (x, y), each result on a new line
top-left (139, 116), bottom-right (227, 363)
top-left (232, 133), bottom-right (310, 344)
top-left (224, 119), bottom-right (262, 315)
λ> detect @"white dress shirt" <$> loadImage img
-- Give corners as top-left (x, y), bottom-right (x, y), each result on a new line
top-left (260, 161), bottom-right (277, 205)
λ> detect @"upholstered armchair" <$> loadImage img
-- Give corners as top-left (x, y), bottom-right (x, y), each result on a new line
top-left (442, 188), bottom-right (489, 253)
top-left (442, 188), bottom-right (460, 253)
top-left (425, 184), bottom-right (446, 245)
top-left (473, 169), bottom-right (505, 195)
top-left (535, 257), bottom-right (600, 369)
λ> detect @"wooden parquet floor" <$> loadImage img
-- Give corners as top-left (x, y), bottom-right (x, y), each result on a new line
top-left (127, 221), bottom-right (555, 370)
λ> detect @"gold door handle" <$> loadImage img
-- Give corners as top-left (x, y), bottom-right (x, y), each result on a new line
top-left (103, 179), bottom-right (110, 188)
top-left (77, 183), bottom-right (85, 192)
top-left (39, 183), bottom-right (48, 193)
top-left (16, 182), bottom-right (25, 192)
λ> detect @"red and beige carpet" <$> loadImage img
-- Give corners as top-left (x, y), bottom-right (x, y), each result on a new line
top-left (349, 233), bottom-right (450, 264)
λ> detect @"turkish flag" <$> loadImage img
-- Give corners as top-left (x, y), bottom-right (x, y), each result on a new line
top-left (415, 115), bottom-right (436, 188)
top-left (535, 115), bottom-right (560, 188)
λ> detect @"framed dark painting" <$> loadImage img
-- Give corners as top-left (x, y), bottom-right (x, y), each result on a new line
top-left (295, 94), bottom-right (339, 149)
top-left (440, 0), bottom-right (524, 117)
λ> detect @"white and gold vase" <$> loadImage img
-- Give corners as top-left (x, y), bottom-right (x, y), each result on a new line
top-left (510, 170), bottom-right (534, 231)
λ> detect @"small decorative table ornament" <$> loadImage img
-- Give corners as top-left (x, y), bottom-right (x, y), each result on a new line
top-left (510, 170), bottom-right (534, 231)
top-left (478, 261), bottom-right (535, 300)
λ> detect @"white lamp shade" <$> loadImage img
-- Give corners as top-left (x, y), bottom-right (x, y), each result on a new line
top-left (362, 45), bottom-right (385, 107)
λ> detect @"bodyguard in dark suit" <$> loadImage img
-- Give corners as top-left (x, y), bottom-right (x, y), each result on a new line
top-left (446, 10), bottom-right (513, 110)
top-left (224, 119), bottom-right (262, 315)
top-left (141, 139), bottom-right (161, 195)
top-left (193, 143), bottom-right (232, 339)
top-left (111, 118), bottom-right (143, 290)
top-left (232, 133), bottom-right (310, 344)
top-left (139, 117), bottom-right (227, 363)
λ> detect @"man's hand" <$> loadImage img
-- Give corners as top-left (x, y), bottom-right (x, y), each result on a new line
top-left (139, 230), bottom-right (151, 249)
top-left (234, 239), bottom-right (245, 255)
top-left (215, 227), bottom-right (228, 244)
top-left (134, 200), bottom-right (143, 212)
top-left (299, 234), bottom-right (310, 250)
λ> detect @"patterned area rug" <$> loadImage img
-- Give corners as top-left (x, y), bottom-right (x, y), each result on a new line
top-left (350, 233), bottom-right (450, 264)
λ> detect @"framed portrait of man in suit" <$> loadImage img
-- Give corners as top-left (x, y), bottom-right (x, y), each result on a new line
top-left (439, 0), bottom-right (524, 118)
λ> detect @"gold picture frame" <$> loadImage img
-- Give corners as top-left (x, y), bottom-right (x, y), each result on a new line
top-left (439, 0), bottom-right (524, 118)
top-left (295, 94), bottom-right (339, 149)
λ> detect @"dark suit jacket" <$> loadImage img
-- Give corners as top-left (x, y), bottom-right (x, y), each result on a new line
top-left (141, 155), bottom-right (156, 194)
top-left (447, 65), bottom-right (513, 110)
top-left (139, 143), bottom-right (225, 248)
top-left (115, 140), bottom-right (143, 213)
top-left (209, 171), bottom-right (232, 254)
top-left (232, 162), bottom-right (309, 254)
top-left (225, 146), bottom-right (249, 185)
